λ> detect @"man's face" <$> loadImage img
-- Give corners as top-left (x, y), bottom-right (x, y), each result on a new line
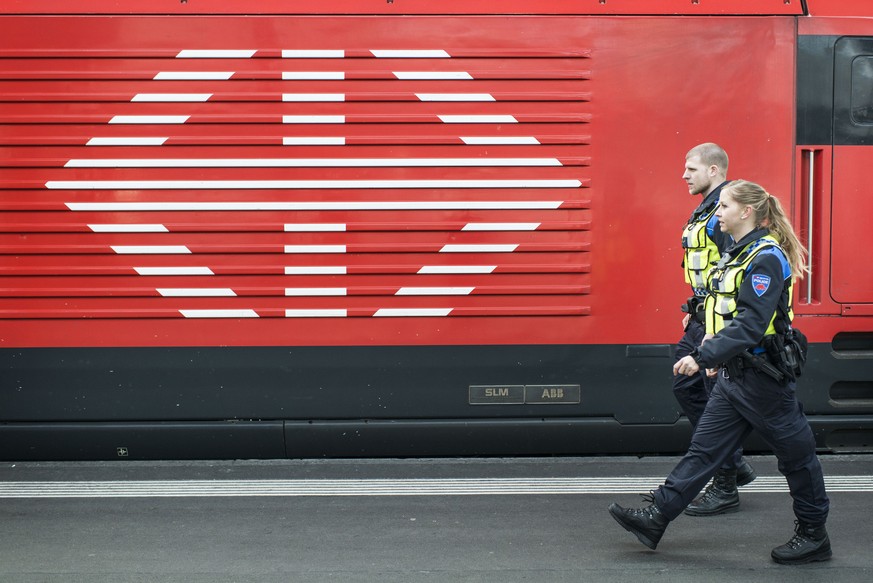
top-left (682, 155), bottom-right (715, 196)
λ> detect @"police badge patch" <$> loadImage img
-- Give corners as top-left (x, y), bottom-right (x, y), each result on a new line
top-left (751, 273), bottom-right (771, 297)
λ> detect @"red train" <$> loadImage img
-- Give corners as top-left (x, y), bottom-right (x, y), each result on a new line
top-left (1, 0), bottom-right (871, 459)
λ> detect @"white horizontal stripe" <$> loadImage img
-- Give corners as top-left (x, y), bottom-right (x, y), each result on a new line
top-left (282, 50), bottom-right (345, 58)
top-left (135, 267), bottom-right (214, 275)
top-left (283, 115), bottom-right (345, 124)
top-left (461, 136), bottom-right (540, 145)
top-left (285, 266), bottom-right (347, 275)
top-left (180, 309), bottom-right (259, 318)
top-left (282, 93), bottom-right (345, 102)
top-left (282, 71), bottom-right (344, 80)
top-left (65, 158), bottom-right (561, 168)
top-left (417, 93), bottom-right (495, 102)
top-left (462, 223), bottom-right (540, 231)
top-left (285, 309), bottom-right (348, 317)
top-left (417, 265), bottom-right (496, 274)
top-left (49, 179), bottom-right (581, 190)
top-left (374, 308), bottom-right (453, 317)
top-left (109, 116), bottom-right (189, 124)
top-left (86, 137), bottom-right (168, 146)
top-left (67, 201), bottom-right (564, 211)
top-left (176, 50), bottom-right (256, 58)
top-left (285, 245), bottom-right (346, 253)
top-left (440, 244), bottom-right (518, 253)
top-left (285, 223), bottom-right (346, 232)
top-left (285, 288), bottom-right (346, 296)
top-left (154, 71), bottom-right (234, 80)
top-left (0, 475), bottom-right (864, 498)
top-left (371, 50), bottom-right (450, 58)
top-left (394, 71), bottom-right (472, 80)
top-left (131, 94), bottom-right (211, 102)
top-left (89, 224), bottom-right (169, 233)
top-left (2, 476), bottom-right (870, 498)
top-left (158, 288), bottom-right (236, 297)
top-left (395, 287), bottom-right (474, 295)
top-left (283, 137), bottom-right (346, 145)
top-left (111, 246), bottom-right (191, 254)
top-left (439, 115), bottom-right (518, 123)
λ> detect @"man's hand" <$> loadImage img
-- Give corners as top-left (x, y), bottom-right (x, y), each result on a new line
top-left (673, 355), bottom-right (700, 377)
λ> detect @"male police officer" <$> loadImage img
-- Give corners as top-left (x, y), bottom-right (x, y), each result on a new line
top-left (676, 143), bottom-right (755, 515)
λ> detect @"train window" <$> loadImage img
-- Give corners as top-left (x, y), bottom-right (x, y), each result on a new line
top-left (834, 37), bottom-right (873, 144)
top-left (851, 56), bottom-right (873, 124)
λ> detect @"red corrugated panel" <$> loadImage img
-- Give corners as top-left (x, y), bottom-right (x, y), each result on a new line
top-left (0, 0), bottom-right (805, 16)
top-left (804, 0), bottom-right (873, 17)
top-left (0, 15), bottom-right (591, 344)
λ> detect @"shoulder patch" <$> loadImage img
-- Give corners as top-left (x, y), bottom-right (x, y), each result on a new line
top-left (750, 273), bottom-right (771, 297)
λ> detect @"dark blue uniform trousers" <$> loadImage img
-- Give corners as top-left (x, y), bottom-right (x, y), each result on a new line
top-left (673, 319), bottom-right (743, 469)
top-left (655, 368), bottom-right (830, 525)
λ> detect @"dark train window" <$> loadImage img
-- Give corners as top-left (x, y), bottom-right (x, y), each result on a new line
top-left (833, 37), bottom-right (873, 145)
top-left (851, 56), bottom-right (873, 124)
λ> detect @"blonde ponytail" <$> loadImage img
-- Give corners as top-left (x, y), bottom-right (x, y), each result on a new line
top-left (722, 180), bottom-right (809, 280)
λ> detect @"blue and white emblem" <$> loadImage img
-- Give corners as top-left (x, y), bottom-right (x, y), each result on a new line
top-left (751, 274), bottom-right (771, 297)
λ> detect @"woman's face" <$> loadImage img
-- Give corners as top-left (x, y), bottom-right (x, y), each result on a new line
top-left (715, 190), bottom-right (749, 237)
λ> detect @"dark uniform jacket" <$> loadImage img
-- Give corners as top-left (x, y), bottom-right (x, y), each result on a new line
top-left (695, 227), bottom-right (791, 369)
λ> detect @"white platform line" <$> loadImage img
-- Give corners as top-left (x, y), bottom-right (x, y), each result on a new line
top-left (0, 476), bottom-right (870, 498)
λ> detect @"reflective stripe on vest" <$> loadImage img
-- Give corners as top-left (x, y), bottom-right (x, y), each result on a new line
top-left (704, 234), bottom-right (793, 335)
top-left (682, 204), bottom-right (720, 292)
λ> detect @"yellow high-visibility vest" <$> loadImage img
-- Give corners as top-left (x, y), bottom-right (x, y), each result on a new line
top-left (682, 204), bottom-right (720, 293)
top-left (705, 234), bottom-right (793, 336)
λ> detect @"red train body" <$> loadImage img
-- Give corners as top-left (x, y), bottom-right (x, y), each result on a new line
top-left (1, 0), bottom-right (871, 459)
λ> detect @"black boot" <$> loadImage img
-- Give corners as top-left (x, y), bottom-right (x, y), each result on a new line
top-left (608, 495), bottom-right (670, 550)
top-left (771, 521), bottom-right (832, 565)
top-left (684, 469), bottom-right (739, 516)
top-left (736, 458), bottom-right (757, 487)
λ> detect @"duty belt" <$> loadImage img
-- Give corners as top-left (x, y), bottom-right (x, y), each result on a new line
top-left (723, 351), bottom-right (784, 383)
top-left (681, 296), bottom-right (707, 323)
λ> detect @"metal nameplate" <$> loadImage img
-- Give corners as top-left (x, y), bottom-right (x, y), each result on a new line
top-left (524, 385), bottom-right (581, 404)
top-left (468, 384), bottom-right (580, 405)
top-left (468, 385), bottom-right (525, 405)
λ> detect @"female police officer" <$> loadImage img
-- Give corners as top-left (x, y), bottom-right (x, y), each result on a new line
top-left (607, 180), bottom-right (831, 565)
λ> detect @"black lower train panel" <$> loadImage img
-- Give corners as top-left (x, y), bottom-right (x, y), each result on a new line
top-left (0, 344), bottom-right (870, 460)
top-left (0, 416), bottom-right (871, 461)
